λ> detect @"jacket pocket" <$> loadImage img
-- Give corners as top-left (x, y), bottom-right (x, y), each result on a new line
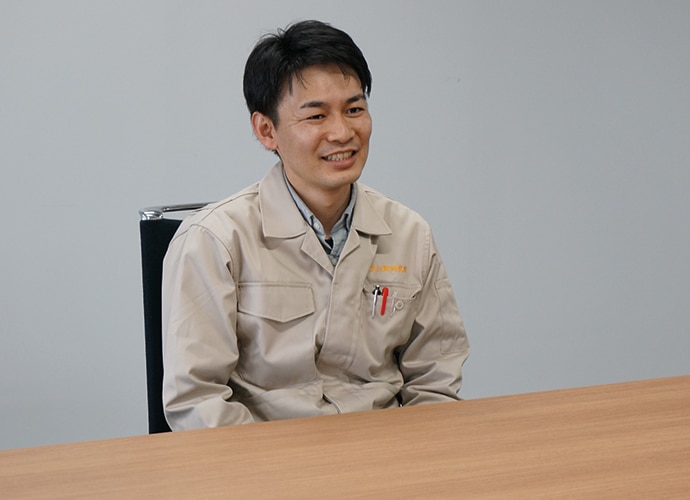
top-left (236, 282), bottom-right (317, 389)
top-left (238, 282), bottom-right (314, 322)
top-left (361, 281), bottom-right (419, 319)
top-left (349, 282), bottom-right (421, 377)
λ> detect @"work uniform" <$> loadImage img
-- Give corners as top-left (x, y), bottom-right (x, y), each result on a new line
top-left (162, 163), bottom-right (470, 430)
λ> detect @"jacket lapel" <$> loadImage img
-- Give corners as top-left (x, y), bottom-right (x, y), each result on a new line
top-left (259, 163), bottom-right (333, 273)
top-left (258, 163), bottom-right (393, 274)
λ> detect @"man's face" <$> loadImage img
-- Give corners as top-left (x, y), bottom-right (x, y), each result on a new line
top-left (253, 64), bottom-right (372, 205)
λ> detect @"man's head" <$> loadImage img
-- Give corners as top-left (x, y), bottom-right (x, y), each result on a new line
top-left (244, 21), bottom-right (373, 210)
top-left (243, 20), bottom-right (372, 126)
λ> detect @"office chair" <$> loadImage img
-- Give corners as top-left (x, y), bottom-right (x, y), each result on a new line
top-left (139, 203), bottom-right (209, 433)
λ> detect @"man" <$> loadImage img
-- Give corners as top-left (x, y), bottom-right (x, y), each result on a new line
top-left (162, 20), bottom-right (470, 430)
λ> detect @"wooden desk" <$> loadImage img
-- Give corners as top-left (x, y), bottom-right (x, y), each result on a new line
top-left (2, 376), bottom-right (689, 498)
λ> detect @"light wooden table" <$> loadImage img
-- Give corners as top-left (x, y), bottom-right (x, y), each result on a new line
top-left (2, 375), bottom-right (689, 499)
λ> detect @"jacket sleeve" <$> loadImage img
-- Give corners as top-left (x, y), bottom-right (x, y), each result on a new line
top-left (398, 231), bottom-right (470, 406)
top-left (161, 223), bottom-right (254, 429)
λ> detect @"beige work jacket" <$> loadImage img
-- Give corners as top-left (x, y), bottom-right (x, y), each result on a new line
top-left (162, 163), bottom-right (470, 430)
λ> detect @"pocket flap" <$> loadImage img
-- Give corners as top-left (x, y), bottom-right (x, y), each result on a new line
top-left (238, 283), bottom-right (315, 323)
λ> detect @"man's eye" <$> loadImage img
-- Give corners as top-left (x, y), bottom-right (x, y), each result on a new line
top-left (307, 114), bottom-right (325, 120)
top-left (347, 107), bottom-right (364, 114)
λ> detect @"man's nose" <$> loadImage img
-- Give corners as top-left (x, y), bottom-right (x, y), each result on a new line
top-left (327, 114), bottom-right (355, 142)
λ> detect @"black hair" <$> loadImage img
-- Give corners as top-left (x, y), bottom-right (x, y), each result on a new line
top-left (243, 20), bottom-right (372, 125)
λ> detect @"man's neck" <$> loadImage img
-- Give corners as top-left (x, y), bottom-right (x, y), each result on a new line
top-left (303, 187), bottom-right (352, 238)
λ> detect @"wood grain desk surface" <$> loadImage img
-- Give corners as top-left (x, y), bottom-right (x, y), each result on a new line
top-left (2, 375), bottom-right (689, 499)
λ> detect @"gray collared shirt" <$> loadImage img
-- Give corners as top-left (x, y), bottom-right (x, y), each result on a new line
top-left (283, 169), bottom-right (356, 266)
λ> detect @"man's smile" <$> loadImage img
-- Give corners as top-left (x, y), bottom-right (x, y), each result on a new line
top-left (323, 151), bottom-right (355, 161)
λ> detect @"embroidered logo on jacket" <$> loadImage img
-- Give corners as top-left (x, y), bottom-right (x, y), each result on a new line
top-left (369, 264), bottom-right (407, 273)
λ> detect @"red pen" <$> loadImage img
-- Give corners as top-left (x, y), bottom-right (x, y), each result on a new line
top-left (380, 287), bottom-right (389, 316)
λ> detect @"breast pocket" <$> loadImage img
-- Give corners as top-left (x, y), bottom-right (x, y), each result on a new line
top-left (354, 282), bottom-right (421, 372)
top-left (361, 282), bottom-right (419, 322)
top-left (236, 282), bottom-right (317, 388)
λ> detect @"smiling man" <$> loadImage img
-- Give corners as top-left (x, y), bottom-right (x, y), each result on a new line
top-left (162, 20), bottom-right (470, 429)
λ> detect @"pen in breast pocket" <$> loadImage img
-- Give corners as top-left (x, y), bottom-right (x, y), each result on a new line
top-left (371, 285), bottom-right (381, 318)
top-left (380, 287), bottom-right (389, 316)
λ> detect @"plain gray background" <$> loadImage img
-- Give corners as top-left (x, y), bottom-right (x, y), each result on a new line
top-left (2, 1), bottom-right (688, 450)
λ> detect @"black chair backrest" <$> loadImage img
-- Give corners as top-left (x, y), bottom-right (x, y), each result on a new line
top-left (139, 204), bottom-right (208, 433)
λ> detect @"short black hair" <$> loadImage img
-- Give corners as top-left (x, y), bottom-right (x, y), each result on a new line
top-left (243, 20), bottom-right (372, 125)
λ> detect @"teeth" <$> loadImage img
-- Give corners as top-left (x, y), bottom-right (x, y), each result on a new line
top-left (325, 151), bottom-right (353, 161)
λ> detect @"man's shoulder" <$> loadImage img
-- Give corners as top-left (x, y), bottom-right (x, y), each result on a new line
top-left (359, 183), bottom-right (415, 211)
top-left (205, 182), bottom-right (261, 217)
top-left (358, 183), bottom-right (430, 229)
top-left (176, 181), bottom-right (261, 236)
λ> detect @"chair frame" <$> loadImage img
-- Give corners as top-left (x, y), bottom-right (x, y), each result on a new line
top-left (139, 203), bottom-right (209, 433)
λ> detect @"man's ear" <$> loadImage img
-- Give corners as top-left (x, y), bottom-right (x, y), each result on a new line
top-left (251, 112), bottom-right (278, 151)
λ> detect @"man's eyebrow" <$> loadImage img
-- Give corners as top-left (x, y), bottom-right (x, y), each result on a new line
top-left (346, 93), bottom-right (367, 104)
top-left (299, 93), bottom-right (367, 109)
top-left (299, 100), bottom-right (326, 110)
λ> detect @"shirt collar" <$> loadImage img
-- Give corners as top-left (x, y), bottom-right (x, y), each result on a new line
top-left (259, 162), bottom-right (390, 239)
top-left (282, 167), bottom-right (356, 237)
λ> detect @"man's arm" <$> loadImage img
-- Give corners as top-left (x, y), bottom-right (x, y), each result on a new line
top-left (162, 223), bottom-right (254, 429)
top-left (397, 234), bottom-right (470, 405)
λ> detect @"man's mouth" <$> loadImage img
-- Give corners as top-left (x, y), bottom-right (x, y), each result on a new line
top-left (323, 151), bottom-right (355, 161)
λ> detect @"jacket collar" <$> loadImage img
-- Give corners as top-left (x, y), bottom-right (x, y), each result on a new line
top-left (259, 162), bottom-right (391, 239)
top-left (350, 183), bottom-right (392, 237)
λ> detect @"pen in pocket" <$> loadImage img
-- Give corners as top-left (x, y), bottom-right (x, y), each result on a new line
top-left (380, 287), bottom-right (389, 316)
top-left (371, 285), bottom-right (381, 318)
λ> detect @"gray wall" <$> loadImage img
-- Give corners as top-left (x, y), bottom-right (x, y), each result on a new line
top-left (2, 1), bottom-right (688, 450)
